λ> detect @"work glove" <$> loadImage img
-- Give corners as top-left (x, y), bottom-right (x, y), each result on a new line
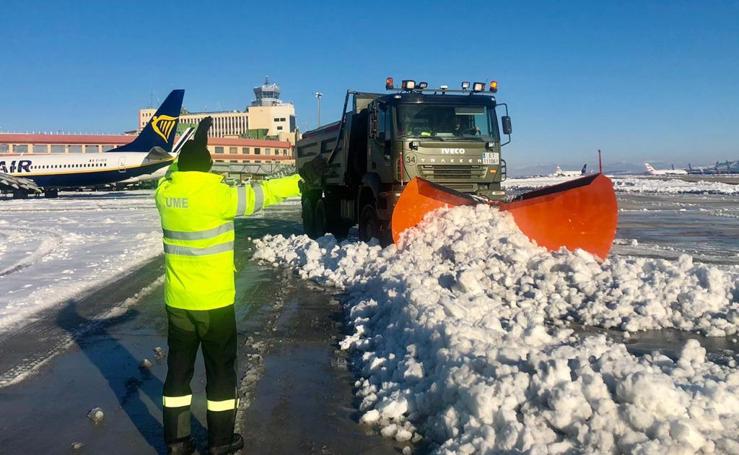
top-left (299, 154), bottom-right (329, 184)
top-left (193, 116), bottom-right (212, 146)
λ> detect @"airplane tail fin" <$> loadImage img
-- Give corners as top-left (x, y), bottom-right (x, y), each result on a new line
top-left (109, 89), bottom-right (184, 153)
top-left (581, 163), bottom-right (587, 175)
top-left (644, 162), bottom-right (655, 173)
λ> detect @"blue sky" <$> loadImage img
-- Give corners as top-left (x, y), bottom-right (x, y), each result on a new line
top-left (1, 1), bottom-right (737, 169)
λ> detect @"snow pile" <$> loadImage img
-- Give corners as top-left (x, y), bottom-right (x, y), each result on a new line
top-left (254, 205), bottom-right (739, 453)
top-left (504, 176), bottom-right (739, 195)
top-left (613, 178), bottom-right (739, 195)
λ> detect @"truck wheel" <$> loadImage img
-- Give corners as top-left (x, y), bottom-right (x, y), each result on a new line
top-left (314, 199), bottom-right (328, 238)
top-left (302, 195), bottom-right (319, 238)
top-left (358, 204), bottom-right (380, 242)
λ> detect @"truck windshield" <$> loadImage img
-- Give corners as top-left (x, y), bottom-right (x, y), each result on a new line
top-left (396, 104), bottom-right (497, 140)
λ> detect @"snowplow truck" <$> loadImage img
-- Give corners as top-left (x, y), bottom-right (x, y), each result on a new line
top-left (297, 78), bottom-right (512, 242)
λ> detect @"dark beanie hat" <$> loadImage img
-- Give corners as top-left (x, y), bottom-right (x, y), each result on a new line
top-left (178, 117), bottom-right (213, 172)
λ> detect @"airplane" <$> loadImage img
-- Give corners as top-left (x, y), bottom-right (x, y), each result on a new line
top-left (644, 162), bottom-right (687, 176)
top-left (117, 126), bottom-right (195, 187)
top-left (551, 164), bottom-right (587, 177)
top-left (0, 89), bottom-right (184, 197)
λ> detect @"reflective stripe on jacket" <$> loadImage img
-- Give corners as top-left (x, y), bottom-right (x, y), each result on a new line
top-left (155, 172), bottom-right (301, 310)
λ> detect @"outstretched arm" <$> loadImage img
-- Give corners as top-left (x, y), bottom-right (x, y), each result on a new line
top-left (222, 174), bottom-right (302, 219)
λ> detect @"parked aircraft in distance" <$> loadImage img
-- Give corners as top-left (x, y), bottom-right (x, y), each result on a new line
top-left (551, 164), bottom-right (587, 177)
top-left (688, 160), bottom-right (739, 175)
top-left (0, 89), bottom-right (184, 197)
top-left (644, 162), bottom-right (688, 176)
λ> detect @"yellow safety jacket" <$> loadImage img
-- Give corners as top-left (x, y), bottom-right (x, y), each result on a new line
top-left (154, 172), bottom-right (301, 310)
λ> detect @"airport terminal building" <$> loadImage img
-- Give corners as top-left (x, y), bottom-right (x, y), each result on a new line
top-left (0, 133), bottom-right (294, 166)
top-left (138, 78), bottom-right (298, 144)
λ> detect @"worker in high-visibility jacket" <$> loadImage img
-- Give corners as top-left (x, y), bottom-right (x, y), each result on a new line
top-left (154, 117), bottom-right (303, 455)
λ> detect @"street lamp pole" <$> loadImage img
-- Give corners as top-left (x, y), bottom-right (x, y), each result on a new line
top-left (314, 91), bottom-right (323, 128)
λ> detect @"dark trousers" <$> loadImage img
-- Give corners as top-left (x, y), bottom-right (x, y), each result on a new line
top-left (163, 304), bottom-right (237, 447)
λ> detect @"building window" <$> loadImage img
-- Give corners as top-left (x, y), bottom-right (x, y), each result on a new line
top-left (215, 146), bottom-right (224, 154)
top-left (254, 148), bottom-right (260, 155)
top-left (85, 145), bottom-right (99, 153)
top-left (265, 148), bottom-right (271, 155)
top-left (276, 126), bottom-right (283, 131)
top-left (68, 145), bottom-right (82, 153)
top-left (33, 144), bottom-right (47, 153)
top-left (242, 147), bottom-right (249, 154)
top-left (283, 149), bottom-right (288, 155)
top-left (14, 144), bottom-right (29, 153)
top-left (229, 147), bottom-right (237, 154)
top-left (273, 118), bottom-right (279, 122)
top-left (51, 145), bottom-right (65, 153)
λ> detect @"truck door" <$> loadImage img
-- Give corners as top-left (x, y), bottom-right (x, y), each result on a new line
top-left (370, 103), bottom-right (393, 181)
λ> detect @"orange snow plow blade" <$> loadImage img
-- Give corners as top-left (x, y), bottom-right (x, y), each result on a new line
top-left (391, 174), bottom-right (618, 260)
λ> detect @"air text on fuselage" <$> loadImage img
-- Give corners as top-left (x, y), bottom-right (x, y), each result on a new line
top-left (0, 160), bottom-right (32, 174)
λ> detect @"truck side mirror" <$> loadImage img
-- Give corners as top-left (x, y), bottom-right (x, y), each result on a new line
top-left (502, 116), bottom-right (512, 135)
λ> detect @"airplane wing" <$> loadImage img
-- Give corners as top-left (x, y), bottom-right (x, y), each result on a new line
top-left (0, 173), bottom-right (42, 195)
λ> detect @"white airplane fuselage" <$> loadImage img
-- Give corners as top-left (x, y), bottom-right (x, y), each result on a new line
top-left (0, 151), bottom-right (173, 188)
top-left (644, 163), bottom-right (687, 176)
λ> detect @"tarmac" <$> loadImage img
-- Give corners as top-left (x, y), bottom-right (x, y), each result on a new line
top-left (0, 206), bottom-right (401, 454)
top-left (0, 192), bottom-right (737, 454)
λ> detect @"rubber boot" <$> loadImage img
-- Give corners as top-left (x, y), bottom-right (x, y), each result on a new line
top-left (208, 433), bottom-right (244, 455)
top-left (167, 436), bottom-right (196, 455)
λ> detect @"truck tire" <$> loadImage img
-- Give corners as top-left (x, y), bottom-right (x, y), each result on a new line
top-left (302, 195), bottom-right (319, 238)
top-left (358, 204), bottom-right (380, 242)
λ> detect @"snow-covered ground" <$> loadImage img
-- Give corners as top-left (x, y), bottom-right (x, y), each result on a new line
top-left (0, 191), bottom-right (162, 331)
top-left (254, 205), bottom-right (739, 454)
top-left (505, 175), bottom-right (739, 195)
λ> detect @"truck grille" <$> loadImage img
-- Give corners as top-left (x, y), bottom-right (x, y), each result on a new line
top-left (418, 165), bottom-right (487, 179)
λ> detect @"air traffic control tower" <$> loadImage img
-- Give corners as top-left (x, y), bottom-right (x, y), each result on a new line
top-left (247, 77), bottom-right (297, 144)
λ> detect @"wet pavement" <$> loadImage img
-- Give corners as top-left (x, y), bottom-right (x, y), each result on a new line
top-left (0, 191), bottom-right (737, 454)
top-left (615, 192), bottom-right (739, 265)
top-left (0, 203), bottom-right (399, 454)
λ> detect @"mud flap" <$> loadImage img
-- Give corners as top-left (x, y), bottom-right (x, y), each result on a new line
top-left (391, 174), bottom-right (618, 261)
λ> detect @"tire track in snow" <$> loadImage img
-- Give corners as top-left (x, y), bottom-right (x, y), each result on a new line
top-left (0, 228), bottom-right (62, 277)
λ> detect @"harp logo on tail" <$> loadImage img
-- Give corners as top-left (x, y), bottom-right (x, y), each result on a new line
top-left (151, 115), bottom-right (178, 143)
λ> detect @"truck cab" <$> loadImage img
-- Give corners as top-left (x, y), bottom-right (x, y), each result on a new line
top-left (368, 91), bottom-right (506, 198)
